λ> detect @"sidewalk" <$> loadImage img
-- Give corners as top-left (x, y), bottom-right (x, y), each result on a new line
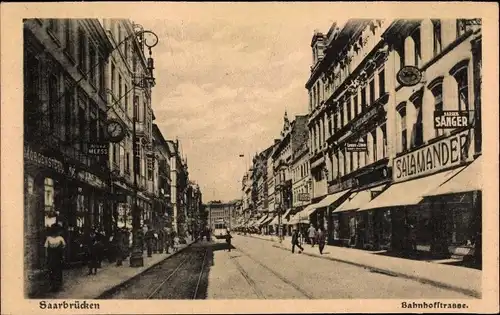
top-left (240, 234), bottom-right (481, 298)
top-left (38, 239), bottom-right (195, 299)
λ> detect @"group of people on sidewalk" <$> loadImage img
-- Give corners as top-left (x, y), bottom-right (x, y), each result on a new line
top-left (43, 223), bottom-right (186, 293)
top-left (291, 224), bottom-right (326, 255)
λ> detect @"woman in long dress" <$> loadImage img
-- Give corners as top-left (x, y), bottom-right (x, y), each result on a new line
top-left (44, 224), bottom-right (66, 292)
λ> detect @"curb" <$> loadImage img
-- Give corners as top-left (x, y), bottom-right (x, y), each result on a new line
top-left (96, 241), bottom-right (196, 299)
top-left (270, 243), bottom-right (481, 298)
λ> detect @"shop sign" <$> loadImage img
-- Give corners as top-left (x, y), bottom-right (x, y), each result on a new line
top-left (434, 111), bottom-right (473, 129)
top-left (77, 170), bottom-right (107, 189)
top-left (346, 142), bottom-right (367, 152)
top-left (24, 145), bottom-right (65, 174)
top-left (298, 193), bottom-right (310, 202)
top-left (393, 129), bottom-right (473, 182)
top-left (396, 66), bottom-right (422, 87)
top-left (88, 143), bottom-right (109, 155)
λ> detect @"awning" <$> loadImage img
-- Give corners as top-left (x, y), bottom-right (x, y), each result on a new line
top-left (270, 216), bottom-right (280, 225)
top-left (261, 216), bottom-right (275, 226)
top-left (358, 168), bottom-right (463, 211)
top-left (254, 215), bottom-right (268, 226)
top-left (334, 184), bottom-right (388, 213)
top-left (311, 189), bottom-right (350, 213)
top-left (282, 208), bottom-right (292, 220)
top-left (425, 156), bottom-right (482, 197)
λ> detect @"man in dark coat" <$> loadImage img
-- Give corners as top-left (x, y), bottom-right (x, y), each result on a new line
top-left (291, 229), bottom-right (304, 254)
top-left (144, 226), bottom-right (155, 257)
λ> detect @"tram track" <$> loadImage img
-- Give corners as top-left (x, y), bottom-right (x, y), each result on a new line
top-left (233, 247), bottom-right (313, 299)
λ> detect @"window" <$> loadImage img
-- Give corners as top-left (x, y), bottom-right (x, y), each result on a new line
top-left (430, 79), bottom-right (444, 137)
top-left (378, 68), bottom-right (385, 96)
top-left (109, 63), bottom-right (115, 95)
top-left (64, 79), bottom-right (73, 141)
top-left (78, 105), bottom-right (86, 150)
top-left (99, 56), bottom-right (105, 96)
top-left (78, 27), bottom-right (86, 73)
top-left (353, 95), bottom-right (359, 116)
top-left (328, 116), bottom-right (333, 137)
top-left (48, 19), bottom-right (58, 34)
top-left (381, 124), bottom-right (387, 158)
top-left (124, 84), bottom-right (129, 114)
top-left (371, 130), bottom-right (377, 162)
top-left (65, 19), bottom-right (73, 57)
top-left (118, 74), bottom-right (122, 100)
top-left (89, 44), bottom-right (96, 86)
top-left (453, 67), bottom-right (469, 111)
top-left (134, 95), bottom-right (139, 118)
top-left (48, 74), bottom-right (58, 133)
top-left (411, 96), bottom-right (424, 148)
top-left (369, 77), bottom-right (375, 105)
top-left (456, 19), bottom-right (473, 37)
top-left (347, 98), bottom-right (352, 122)
top-left (398, 104), bottom-right (407, 153)
top-left (361, 86), bottom-right (367, 110)
top-left (124, 40), bottom-right (128, 61)
top-left (432, 19), bottom-right (442, 56)
top-left (364, 135), bottom-right (370, 164)
top-left (349, 151), bottom-right (353, 173)
top-left (411, 28), bottom-right (421, 67)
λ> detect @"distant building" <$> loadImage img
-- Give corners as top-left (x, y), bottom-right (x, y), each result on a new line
top-left (206, 200), bottom-right (239, 231)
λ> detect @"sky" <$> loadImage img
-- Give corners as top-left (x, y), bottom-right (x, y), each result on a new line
top-left (134, 3), bottom-right (348, 203)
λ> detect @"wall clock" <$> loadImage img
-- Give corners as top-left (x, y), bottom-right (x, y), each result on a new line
top-left (106, 119), bottom-right (125, 143)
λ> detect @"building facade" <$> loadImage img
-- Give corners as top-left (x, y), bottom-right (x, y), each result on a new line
top-left (295, 18), bottom-right (482, 258)
top-left (23, 18), bottom-right (113, 296)
top-left (206, 201), bottom-right (238, 231)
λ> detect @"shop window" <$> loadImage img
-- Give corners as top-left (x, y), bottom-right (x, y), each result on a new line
top-left (452, 65), bottom-right (470, 111)
top-left (450, 206), bottom-right (475, 246)
top-left (397, 104), bottom-right (407, 153)
top-left (429, 78), bottom-right (444, 137)
top-left (432, 19), bottom-right (442, 57)
top-left (44, 178), bottom-right (56, 227)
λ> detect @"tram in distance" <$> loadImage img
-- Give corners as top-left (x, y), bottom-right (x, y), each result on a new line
top-left (213, 220), bottom-right (229, 241)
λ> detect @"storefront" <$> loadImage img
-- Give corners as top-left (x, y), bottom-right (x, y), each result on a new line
top-left (359, 130), bottom-right (477, 255)
top-left (24, 144), bottom-right (111, 270)
top-left (422, 156), bottom-right (482, 259)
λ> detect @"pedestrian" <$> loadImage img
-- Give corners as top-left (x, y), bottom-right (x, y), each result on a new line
top-left (145, 226), bottom-right (155, 257)
top-left (317, 227), bottom-right (326, 255)
top-left (85, 230), bottom-right (99, 275)
top-left (164, 229), bottom-right (171, 254)
top-left (114, 228), bottom-right (125, 266)
top-left (307, 224), bottom-right (317, 247)
top-left (291, 229), bottom-right (304, 254)
top-left (44, 224), bottom-right (66, 292)
top-left (225, 230), bottom-right (232, 252)
top-left (173, 234), bottom-right (180, 252)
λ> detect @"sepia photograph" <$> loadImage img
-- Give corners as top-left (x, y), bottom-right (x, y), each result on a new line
top-left (1, 2), bottom-right (499, 314)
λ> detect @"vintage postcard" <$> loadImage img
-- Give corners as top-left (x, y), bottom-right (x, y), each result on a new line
top-left (1, 1), bottom-right (498, 314)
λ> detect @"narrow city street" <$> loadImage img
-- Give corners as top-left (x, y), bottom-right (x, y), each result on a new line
top-left (102, 236), bottom-right (471, 299)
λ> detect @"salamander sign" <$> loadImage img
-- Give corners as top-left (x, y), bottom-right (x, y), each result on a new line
top-left (393, 129), bottom-right (473, 182)
top-left (434, 111), bottom-right (472, 129)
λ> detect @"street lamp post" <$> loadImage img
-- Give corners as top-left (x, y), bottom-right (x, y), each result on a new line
top-left (129, 29), bottom-right (158, 268)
